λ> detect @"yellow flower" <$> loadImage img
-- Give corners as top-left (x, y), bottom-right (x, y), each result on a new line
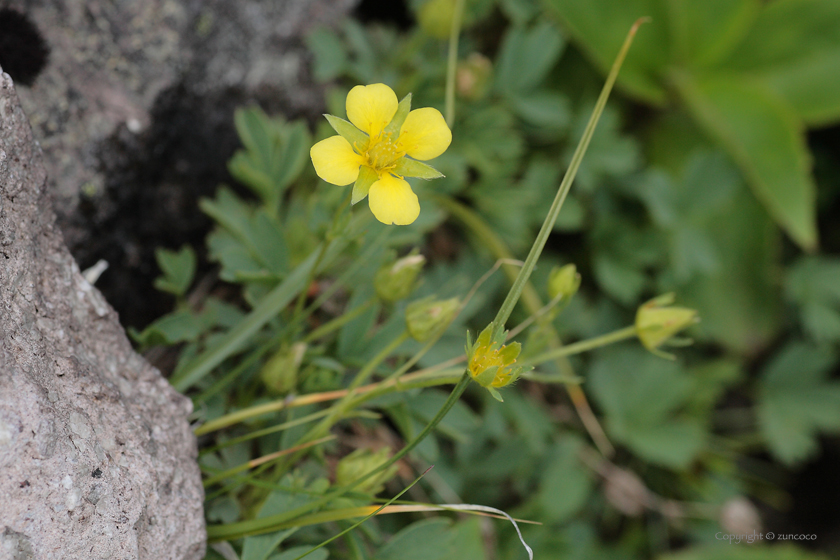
top-left (310, 83), bottom-right (452, 225)
top-left (466, 323), bottom-right (530, 401)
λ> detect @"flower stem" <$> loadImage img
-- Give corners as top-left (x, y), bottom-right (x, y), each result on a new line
top-left (205, 373), bottom-right (471, 542)
top-left (444, 0), bottom-right (467, 126)
top-left (490, 19), bottom-right (647, 341)
top-left (521, 326), bottom-right (638, 367)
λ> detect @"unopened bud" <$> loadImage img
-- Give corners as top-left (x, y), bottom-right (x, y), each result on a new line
top-left (418, 0), bottom-right (457, 39)
top-left (405, 297), bottom-right (459, 342)
top-left (457, 53), bottom-right (492, 100)
top-left (260, 342), bottom-right (306, 395)
top-left (375, 251), bottom-right (425, 303)
top-left (635, 293), bottom-right (698, 358)
top-left (547, 263), bottom-right (581, 304)
top-left (336, 447), bottom-right (399, 495)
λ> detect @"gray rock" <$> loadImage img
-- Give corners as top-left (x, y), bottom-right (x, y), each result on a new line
top-left (6, 0), bottom-right (357, 328)
top-left (0, 70), bottom-right (204, 559)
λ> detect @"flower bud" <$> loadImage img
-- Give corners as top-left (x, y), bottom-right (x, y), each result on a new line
top-left (417, 0), bottom-right (457, 39)
top-left (457, 53), bottom-right (492, 101)
top-left (547, 263), bottom-right (581, 304)
top-left (374, 251), bottom-right (425, 303)
top-left (259, 342), bottom-right (306, 395)
top-left (336, 447), bottom-right (398, 495)
top-left (466, 323), bottom-right (530, 401)
top-left (635, 293), bottom-right (698, 358)
top-left (405, 297), bottom-right (460, 342)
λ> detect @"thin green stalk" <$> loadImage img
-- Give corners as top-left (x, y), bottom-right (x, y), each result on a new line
top-left (206, 373), bottom-right (471, 542)
top-left (490, 19), bottom-right (647, 340)
top-left (171, 237), bottom-right (348, 392)
top-left (349, 331), bottom-right (410, 391)
top-left (303, 299), bottom-right (376, 344)
top-left (522, 326), bottom-right (637, 367)
top-left (444, 0), bottom-right (467, 126)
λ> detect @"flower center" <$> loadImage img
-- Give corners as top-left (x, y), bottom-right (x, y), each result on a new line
top-left (364, 132), bottom-right (404, 172)
top-left (469, 346), bottom-right (506, 378)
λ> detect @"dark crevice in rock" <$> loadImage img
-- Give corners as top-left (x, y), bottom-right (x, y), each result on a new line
top-left (355, 0), bottom-right (413, 29)
top-left (0, 8), bottom-right (49, 87)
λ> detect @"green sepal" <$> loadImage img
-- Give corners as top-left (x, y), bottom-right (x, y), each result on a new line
top-left (384, 93), bottom-right (412, 135)
top-left (474, 365), bottom-right (499, 388)
top-left (325, 114), bottom-right (369, 151)
top-left (487, 387), bottom-right (504, 402)
top-left (352, 166), bottom-right (378, 205)
top-left (391, 158), bottom-right (444, 179)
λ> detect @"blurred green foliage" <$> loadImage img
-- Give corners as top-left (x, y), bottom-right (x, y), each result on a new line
top-left (137, 1), bottom-right (840, 559)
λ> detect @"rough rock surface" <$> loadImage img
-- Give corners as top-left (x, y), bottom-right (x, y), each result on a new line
top-left (0, 71), bottom-right (204, 559)
top-left (4, 0), bottom-right (356, 328)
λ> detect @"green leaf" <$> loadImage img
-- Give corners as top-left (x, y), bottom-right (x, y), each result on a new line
top-left (306, 27), bottom-right (348, 82)
top-left (201, 189), bottom-right (290, 280)
top-left (267, 547), bottom-right (328, 560)
top-left (678, 185), bottom-right (781, 353)
top-left (377, 519), bottom-right (454, 560)
top-left (543, 0), bottom-right (670, 104)
top-left (590, 347), bottom-right (706, 468)
top-left (674, 72), bottom-right (817, 250)
top-left (786, 257), bottom-right (840, 341)
top-left (153, 245), bottom-right (196, 297)
top-left (660, 544), bottom-right (832, 560)
top-left (666, 0), bottom-right (760, 68)
top-left (757, 342), bottom-right (840, 465)
top-left (129, 310), bottom-right (205, 347)
top-left (508, 90), bottom-right (571, 130)
top-left (171, 238), bottom-right (349, 391)
top-left (538, 437), bottom-right (593, 521)
top-left (494, 20), bottom-right (566, 94)
top-left (230, 108), bottom-right (311, 208)
top-left (324, 114), bottom-right (369, 150)
top-left (392, 158), bottom-right (444, 179)
top-left (721, 0), bottom-right (840, 125)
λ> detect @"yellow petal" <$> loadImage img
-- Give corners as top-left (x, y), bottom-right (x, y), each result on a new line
top-left (346, 84), bottom-right (399, 139)
top-left (397, 107), bottom-right (452, 161)
top-left (368, 174), bottom-right (420, 225)
top-left (310, 136), bottom-right (363, 186)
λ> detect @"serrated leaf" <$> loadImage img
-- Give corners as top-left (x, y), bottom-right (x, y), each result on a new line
top-left (666, 0), bottom-right (760, 68)
top-left (377, 519), bottom-right (454, 560)
top-left (543, 0), bottom-right (670, 104)
top-left (130, 310), bottom-right (205, 347)
top-left (494, 20), bottom-right (566, 94)
top-left (660, 545), bottom-right (832, 560)
top-left (590, 347), bottom-right (705, 468)
top-left (509, 90), bottom-right (571, 130)
top-left (786, 257), bottom-right (840, 342)
top-left (153, 245), bottom-right (196, 297)
top-left (267, 547), bottom-right (328, 560)
top-left (758, 343), bottom-right (840, 465)
top-left (538, 437), bottom-right (593, 521)
top-left (675, 72), bottom-right (817, 250)
top-left (721, 0), bottom-right (840, 125)
top-left (306, 27), bottom-right (348, 82)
